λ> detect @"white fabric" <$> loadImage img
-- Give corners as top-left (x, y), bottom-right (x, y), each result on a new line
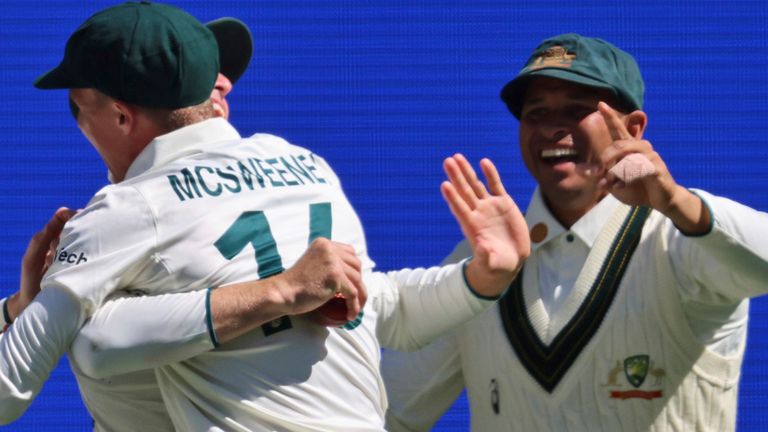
top-left (0, 287), bottom-right (83, 425)
top-left (71, 289), bottom-right (211, 378)
top-left (382, 187), bottom-right (768, 432)
top-left (1, 118), bottom-right (495, 430)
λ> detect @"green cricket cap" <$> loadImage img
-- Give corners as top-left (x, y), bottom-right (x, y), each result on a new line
top-left (34, 1), bottom-right (219, 109)
top-left (500, 33), bottom-right (644, 118)
top-left (206, 18), bottom-right (253, 85)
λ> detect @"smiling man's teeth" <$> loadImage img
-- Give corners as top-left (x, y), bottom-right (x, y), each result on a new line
top-left (542, 148), bottom-right (578, 159)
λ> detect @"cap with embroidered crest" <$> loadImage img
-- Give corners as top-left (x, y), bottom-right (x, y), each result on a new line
top-left (34, 1), bottom-right (219, 110)
top-left (500, 33), bottom-right (644, 118)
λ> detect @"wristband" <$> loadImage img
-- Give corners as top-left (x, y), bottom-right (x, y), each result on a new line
top-left (2, 297), bottom-right (12, 326)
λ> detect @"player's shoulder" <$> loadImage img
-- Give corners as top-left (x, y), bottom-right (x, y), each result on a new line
top-left (86, 181), bottom-right (147, 209)
top-left (244, 133), bottom-right (307, 151)
top-left (72, 182), bottom-right (154, 233)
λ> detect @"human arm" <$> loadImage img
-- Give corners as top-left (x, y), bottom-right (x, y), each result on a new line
top-left (380, 240), bottom-right (471, 431)
top-left (597, 102), bottom-right (768, 299)
top-left (669, 190), bottom-right (768, 302)
top-left (597, 102), bottom-right (768, 352)
top-left (0, 286), bottom-right (85, 424)
top-left (0, 208), bottom-right (80, 424)
top-left (70, 238), bottom-right (364, 378)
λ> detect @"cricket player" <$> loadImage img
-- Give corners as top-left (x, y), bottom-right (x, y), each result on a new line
top-left (0, 15), bottom-right (260, 430)
top-left (0, 3), bottom-right (529, 431)
top-left (382, 33), bottom-right (768, 431)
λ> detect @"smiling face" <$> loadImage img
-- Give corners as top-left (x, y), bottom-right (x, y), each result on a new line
top-left (518, 77), bottom-right (626, 226)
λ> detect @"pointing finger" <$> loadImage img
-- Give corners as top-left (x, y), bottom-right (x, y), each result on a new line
top-left (598, 101), bottom-right (633, 141)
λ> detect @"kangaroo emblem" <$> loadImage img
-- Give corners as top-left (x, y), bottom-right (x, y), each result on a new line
top-left (649, 361), bottom-right (666, 385)
top-left (601, 361), bottom-right (623, 387)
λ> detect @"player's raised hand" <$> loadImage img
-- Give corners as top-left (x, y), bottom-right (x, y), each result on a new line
top-left (9, 207), bottom-right (77, 320)
top-left (280, 238), bottom-right (366, 326)
top-left (596, 101), bottom-right (676, 208)
top-left (441, 154), bottom-right (529, 297)
top-left (597, 101), bottom-right (710, 234)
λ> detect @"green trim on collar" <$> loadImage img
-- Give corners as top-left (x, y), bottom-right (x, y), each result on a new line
top-left (499, 206), bottom-right (651, 393)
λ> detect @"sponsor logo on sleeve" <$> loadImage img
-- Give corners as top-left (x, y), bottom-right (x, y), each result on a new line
top-left (56, 248), bottom-right (89, 266)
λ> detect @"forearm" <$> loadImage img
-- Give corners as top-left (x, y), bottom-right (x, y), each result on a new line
top-left (0, 287), bottom-right (83, 424)
top-left (71, 277), bottom-right (295, 379)
top-left (210, 276), bottom-right (292, 343)
top-left (661, 186), bottom-right (712, 235)
top-left (70, 289), bottom-right (213, 378)
top-left (673, 189), bottom-right (768, 302)
top-left (374, 262), bottom-right (495, 351)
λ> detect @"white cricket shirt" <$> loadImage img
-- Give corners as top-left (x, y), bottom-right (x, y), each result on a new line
top-left (2, 118), bottom-right (494, 431)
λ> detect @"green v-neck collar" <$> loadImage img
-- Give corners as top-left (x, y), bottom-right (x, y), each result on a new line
top-left (499, 205), bottom-right (651, 393)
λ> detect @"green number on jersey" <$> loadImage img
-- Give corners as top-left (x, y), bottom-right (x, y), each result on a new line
top-left (214, 203), bottom-right (333, 278)
top-left (213, 202), bottom-right (362, 331)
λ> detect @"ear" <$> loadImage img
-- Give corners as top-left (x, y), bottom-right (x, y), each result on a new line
top-left (624, 110), bottom-right (648, 139)
top-left (112, 101), bottom-right (138, 135)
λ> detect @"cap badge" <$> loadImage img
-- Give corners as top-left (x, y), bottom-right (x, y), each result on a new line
top-left (528, 46), bottom-right (575, 71)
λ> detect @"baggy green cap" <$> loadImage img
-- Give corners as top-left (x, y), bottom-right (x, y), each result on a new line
top-left (206, 18), bottom-right (253, 85)
top-left (34, 1), bottom-right (219, 109)
top-left (500, 33), bottom-right (644, 118)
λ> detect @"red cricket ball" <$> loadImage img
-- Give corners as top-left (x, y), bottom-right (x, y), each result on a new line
top-left (317, 292), bottom-right (348, 323)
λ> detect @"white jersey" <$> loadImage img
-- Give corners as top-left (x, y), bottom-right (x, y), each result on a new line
top-left (383, 189), bottom-right (768, 432)
top-left (2, 118), bottom-right (494, 430)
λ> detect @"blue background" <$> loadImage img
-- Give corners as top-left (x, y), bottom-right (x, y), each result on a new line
top-left (1, 0), bottom-right (767, 430)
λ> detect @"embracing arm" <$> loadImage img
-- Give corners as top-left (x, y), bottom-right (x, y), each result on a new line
top-left (0, 287), bottom-right (84, 424)
top-left (70, 237), bottom-right (364, 378)
top-left (0, 208), bottom-right (81, 424)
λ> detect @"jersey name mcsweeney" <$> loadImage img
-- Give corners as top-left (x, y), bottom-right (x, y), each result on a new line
top-left (167, 152), bottom-right (328, 202)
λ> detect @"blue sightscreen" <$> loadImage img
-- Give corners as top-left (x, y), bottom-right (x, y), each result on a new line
top-left (1, 1), bottom-right (767, 430)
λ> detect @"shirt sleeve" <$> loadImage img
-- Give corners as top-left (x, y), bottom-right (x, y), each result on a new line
top-left (670, 189), bottom-right (768, 304)
top-left (70, 289), bottom-right (213, 379)
top-left (42, 185), bottom-right (160, 316)
top-left (667, 190), bottom-right (768, 355)
top-left (381, 332), bottom-right (464, 432)
top-left (379, 239), bottom-right (471, 430)
top-left (371, 260), bottom-right (495, 352)
top-left (0, 287), bottom-right (84, 425)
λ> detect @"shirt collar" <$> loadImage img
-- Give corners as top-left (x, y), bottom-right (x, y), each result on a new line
top-left (122, 118), bottom-right (241, 182)
top-left (525, 188), bottom-right (622, 251)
